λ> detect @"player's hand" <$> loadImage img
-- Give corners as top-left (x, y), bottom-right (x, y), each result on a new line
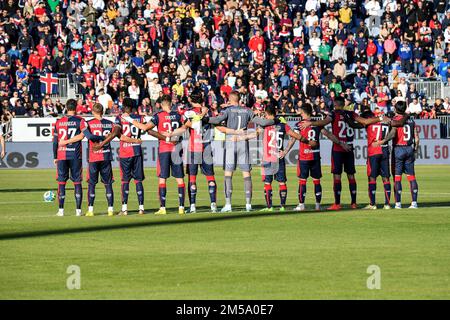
top-left (340, 143), bottom-right (352, 152)
top-left (58, 139), bottom-right (68, 147)
top-left (299, 120), bottom-right (312, 130)
top-left (161, 131), bottom-right (172, 137)
top-left (278, 150), bottom-right (287, 159)
top-left (92, 142), bottom-right (103, 151)
top-left (309, 140), bottom-right (318, 148)
top-left (234, 129), bottom-right (245, 135)
top-left (53, 159), bottom-right (58, 165)
top-left (372, 140), bottom-right (384, 147)
top-left (1, 150), bottom-right (5, 159)
top-left (381, 116), bottom-right (392, 124)
top-left (256, 127), bottom-right (263, 135)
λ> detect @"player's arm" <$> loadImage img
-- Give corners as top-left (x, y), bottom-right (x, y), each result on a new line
top-left (93, 125), bottom-right (121, 151)
top-left (215, 126), bottom-right (246, 135)
top-left (280, 136), bottom-right (296, 159)
top-left (0, 133), bottom-right (5, 159)
top-left (52, 126), bottom-right (58, 164)
top-left (122, 115), bottom-right (154, 131)
top-left (321, 128), bottom-right (352, 152)
top-left (207, 111), bottom-right (228, 124)
top-left (120, 135), bottom-right (142, 144)
top-left (353, 114), bottom-right (383, 126)
top-left (287, 129), bottom-right (317, 147)
top-left (389, 114), bottom-right (409, 127)
top-left (414, 126), bottom-right (420, 151)
top-left (299, 116), bottom-right (332, 129)
top-left (251, 116), bottom-right (275, 127)
top-left (373, 127), bottom-right (397, 147)
top-left (144, 122), bottom-right (174, 141)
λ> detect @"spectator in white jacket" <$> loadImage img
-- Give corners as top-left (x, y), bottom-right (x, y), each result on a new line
top-left (365, 0), bottom-right (382, 30)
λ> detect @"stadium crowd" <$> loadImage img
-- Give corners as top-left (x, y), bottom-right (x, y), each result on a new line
top-left (1, 0), bottom-right (450, 128)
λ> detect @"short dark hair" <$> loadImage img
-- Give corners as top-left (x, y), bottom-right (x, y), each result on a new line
top-left (300, 103), bottom-right (313, 116)
top-left (334, 96), bottom-right (345, 109)
top-left (66, 99), bottom-right (77, 111)
top-left (161, 94), bottom-right (172, 104)
top-left (122, 97), bottom-right (134, 113)
top-left (265, 104), bottom-right (276, 116)
top-left (395, 101), bottom-right (407, 114)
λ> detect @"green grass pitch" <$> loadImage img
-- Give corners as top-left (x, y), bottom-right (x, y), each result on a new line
top-left (0, 165), bottom-right (449, 299)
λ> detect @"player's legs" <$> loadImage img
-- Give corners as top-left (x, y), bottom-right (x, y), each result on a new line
top-left (222, 142), bottom-right (237, 212)
top-left (100, 161), bottom-right (114, 215)
top-left (201, 152), bottom-right (217, 212)
top-left (295, 160), bottom-right (309, 211)
top-left (393, 148), bottom-right (406, 208)
top-left (56, 160), bottom-right (69, 216)
top-left (171, 151), bottom-right (185, 214)
top-left (275, 159), bottom-right (288, 210)
top-left (132, 155), bottom-right (145, 214)
top-left (156, 153), bottom-right (171, 213)
top-left (70, 159), bottom-right (83, 216)
top-left (310, 159), bottom-right (323, 211)
top-left (187, 152), bottom-right (200, 212)
top-left (261, 163), bottom-right (273, 210)
top-left (330, 151), bottom-right (343, 209)
top-left (242, 170), bottom-right (253, 211)
top-left (381, 151), bottom-right (392, 208)
top-left (119, 158), bottom-right (132, 214)
top-left (87, 162), bottom-right (100, 216)
top-left (344, 152), bottom-right (357, 207)
top-left (238, 142), bottom-right (253, 211)
top-left (366, 155), bottom-right (380, 208)
top-left (405, 147), bottom-right (418, 208)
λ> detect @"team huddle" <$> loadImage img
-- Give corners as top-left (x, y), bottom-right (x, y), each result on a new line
top-left (52, 92), bottom-right (419, 217)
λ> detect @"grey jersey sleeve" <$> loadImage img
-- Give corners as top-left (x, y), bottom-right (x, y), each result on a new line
top-left (251, 115), bottom-right (275, 127)
top-left (208, 109), bottom-right (228, 125)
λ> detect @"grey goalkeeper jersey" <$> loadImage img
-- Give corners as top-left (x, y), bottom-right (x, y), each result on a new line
top-left (208, 105), bottom-right (274, 129)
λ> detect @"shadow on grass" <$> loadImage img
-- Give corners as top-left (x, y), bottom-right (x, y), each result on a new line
top-left (1, 202), bottom-right (449, 241)
top-left (0, 188), bottom-right (74, 193)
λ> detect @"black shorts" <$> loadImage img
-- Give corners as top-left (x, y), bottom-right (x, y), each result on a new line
top-left (261, 159), bottom-right (287, 183)
top-left (56, 159), bottom-right (82, 183)
top-left (87, 161), bottom-right (114, 185)
top-left (120, 155), bottom-right (145, 182)
top-left (331, 150), bottom-right (356, 175)
top-left (157, 151), bottom-right (184, 179)
top-left (297, 159), bottom-right (322, 180)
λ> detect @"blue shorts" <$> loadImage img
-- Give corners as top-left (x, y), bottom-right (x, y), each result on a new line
top-left (186, 151), bottom-right (214, 177)
top-left (120, 155), bottom-right (145, 182)
top-left (392, 146), bottom-right (415, 176)
top-left (87, 161), bottom-right (114, 185)
top-left (367, 150), bottom-right (390, 179)
top-left (331, 150), bottom-right (356, 175)
top-left (157, 151), bottom-right (184, 179)
top-left (262, 159), bottom-right (287, 183)
top-left (297, 159), bottom-right (322, 180)
top-left (56, 159), bottom-right (82, 183)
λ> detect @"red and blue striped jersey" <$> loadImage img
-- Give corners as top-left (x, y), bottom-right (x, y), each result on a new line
top-left (329, 109), bottom-right (357, 152)
top-left (150, 110), bottom-right (184, 153)
top-left (87, 118), bottom-right (114, 162)
top-left (262, 123), bottom-right (291, 162)
top-left (115, 114), bottom-right (144, 159)
top-left (366, 120), bottom-right (390, 156)
top-left (393, 115), bottom-right (416, 147)
top-left (295, 120), bottom-right (321, 161)
top-left (53, 115), bottom-right (87, 160)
